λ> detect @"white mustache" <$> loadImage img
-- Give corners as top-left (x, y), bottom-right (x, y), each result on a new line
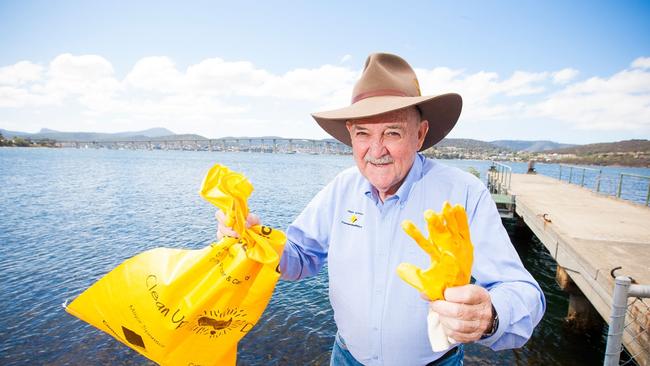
top-left (364, 154), bottom-right (394, 164)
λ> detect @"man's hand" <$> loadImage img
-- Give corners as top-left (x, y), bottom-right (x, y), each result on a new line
top-left (429, 284), bottom-right (494, 343)
top-left (215, 210), bottom-right (260, 240)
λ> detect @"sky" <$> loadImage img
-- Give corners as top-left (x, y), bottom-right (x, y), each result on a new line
top-left (0, 0), bottom-right (649, 144)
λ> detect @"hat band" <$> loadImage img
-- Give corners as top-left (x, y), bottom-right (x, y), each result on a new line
top-left (351, 89), bottom-right (409, 104)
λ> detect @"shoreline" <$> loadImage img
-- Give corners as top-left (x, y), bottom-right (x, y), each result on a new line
top-left (2, 145), bottom-right (649, 168)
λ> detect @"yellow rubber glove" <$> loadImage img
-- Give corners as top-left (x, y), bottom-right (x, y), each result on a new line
top-left (396, 201), bottom-right (474, 351)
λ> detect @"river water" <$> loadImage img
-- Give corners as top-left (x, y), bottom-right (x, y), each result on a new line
top-left (1, 148), bottom-right (647, 365)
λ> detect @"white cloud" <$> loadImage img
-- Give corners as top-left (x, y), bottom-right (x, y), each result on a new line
top-left (501, 71), bottom-right (548, 96)
top-left (631, 57), bottom-right (650, 70)
top-left (340, 54), bottom-right (352, 64)
top-left (552, 68), bottom-right (579, 84)
top-left (0, 61), bottom-right (43, 85)
top-left (186, 57), bottom-right (270, 96)
top-left (33, 53), bottom-right (122, 107)
top-left (261, 65), bottom-right (357, 102)
top-left (530, 68), bottom-right (650, 131)
top-left (1, 53), bottom-right (648, 141)
top-left (125, 56), bottom-right (184, 93)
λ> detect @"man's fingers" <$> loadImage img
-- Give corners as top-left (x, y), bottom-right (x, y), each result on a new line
top-left (246, 213), bottom-right (261, 228)
top-left (431, 299), bottom-right (466, 319)
top-left (215, 209), bottom-right (240, 239)
top-left (430, 294), bottom-right (487, 320)
top-left (430, 285), bottom-right (494, 342)
top-left (216, 211), bottom-right (262, 240)
top-left (437, 313), bottom-right (481, 336)
top-left (217, 224), bottom-right (239, 239)
top-left (215, 209), bottom-right (226, 222)
top-left (437, 316), bottom-right (483, 343)
top-left (430, 300), bottom-right (489, 343)
top-left (443, 284), bottom-right (489, 305)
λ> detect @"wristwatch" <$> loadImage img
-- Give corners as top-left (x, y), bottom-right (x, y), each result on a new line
top-left (481, 304), bottom-right (499, 339)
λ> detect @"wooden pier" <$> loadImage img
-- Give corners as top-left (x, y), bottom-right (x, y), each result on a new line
top-left (508, 173), bottom-right (650, 365)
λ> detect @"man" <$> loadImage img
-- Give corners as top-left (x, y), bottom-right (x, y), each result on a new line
top-left (218, 53), bottom-right (545, 365)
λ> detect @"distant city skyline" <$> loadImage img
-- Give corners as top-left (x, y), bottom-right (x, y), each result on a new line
top-left (1, 0), bottom-right (649, 144)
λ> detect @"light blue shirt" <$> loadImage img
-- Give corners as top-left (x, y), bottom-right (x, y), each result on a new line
top-left (279, 154), bottom-right (545, 365)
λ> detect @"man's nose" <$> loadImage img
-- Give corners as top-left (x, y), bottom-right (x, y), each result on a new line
top-left (368, 137), bottom-right (388, 158)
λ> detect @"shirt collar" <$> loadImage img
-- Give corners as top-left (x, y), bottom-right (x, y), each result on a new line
top-left (362, 153), bottom-right (424, 207)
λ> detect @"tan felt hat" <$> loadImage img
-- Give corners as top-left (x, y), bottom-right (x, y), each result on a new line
top-left (311, 53), bottom-right (462, 151)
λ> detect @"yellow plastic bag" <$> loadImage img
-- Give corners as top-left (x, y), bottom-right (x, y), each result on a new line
top-left (396, 201), bottom-right (474, 352)
top-left (65, 164), bottom-right (285, 365)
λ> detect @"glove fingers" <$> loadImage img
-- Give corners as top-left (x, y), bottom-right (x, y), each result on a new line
top-left (396, 263), bottom-right (426, 293)
top-left (424, 210), bottom-right (446, 243)
top-left (452, 205), bottom-right (471, 241)
top-left (442, 201), bottom-right (459, 238)
top-left (402, 220), bottom-right (441, 258)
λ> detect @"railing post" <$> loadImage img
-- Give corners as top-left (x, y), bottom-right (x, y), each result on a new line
top-left (617, 174), bottom-right (624, 198)
top-left (500, 165), bottom-right (504, 188)
top-left (580, 168), bottom-right (586, 187)
top-left (596, 170), bottom-right (602, 193)
top-left (559, 165), bottom-right (563, 181)
top-left (604, 276), bottom-right (631, 366)
top-left (569, 167), bottom-right (573, 184)
top-left (507, 167), bottom-right (511, 194)
top-left (646, 181), bottom-right (650, 206)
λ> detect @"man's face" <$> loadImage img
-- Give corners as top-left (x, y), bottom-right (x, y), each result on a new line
top-left (346, 107), bottom-right (429, 200)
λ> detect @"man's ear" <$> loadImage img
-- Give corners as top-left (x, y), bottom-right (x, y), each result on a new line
top-left (417, 120), bottom-right (429, 149)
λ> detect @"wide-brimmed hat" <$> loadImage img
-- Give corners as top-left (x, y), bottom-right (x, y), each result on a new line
top-left (311, 53), bottom-right (462, 151)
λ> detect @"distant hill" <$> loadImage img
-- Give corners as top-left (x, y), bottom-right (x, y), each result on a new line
top-left (0, 127), bottom-right (176, 141)
top-left (490, 140), bottom-right (576, 152)
top-left (147, 134), bottom-right (206, 141)
top-left (544, 139), bottom-right (650, 167)
top-left (436, 138), bottom-right (509, 152)
top-left (0, 128), bottom-right (31, 138)
top-left (548, 139), bottom-right (650, 154)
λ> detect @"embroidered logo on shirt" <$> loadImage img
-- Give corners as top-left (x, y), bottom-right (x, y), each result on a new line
top-left (341, 209), bottom-right (363, 228)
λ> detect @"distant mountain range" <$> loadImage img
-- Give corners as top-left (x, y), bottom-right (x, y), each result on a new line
top-left (489, 140), bottom-right (576, 152)
top-left (544, 139), bottom-right (649, 167)
top-left (436, 138), bottom-right (509, 152)
top-left (547, 139), bottom-right (650, 154)
top-left (0, 127), bottom-right (178, 141)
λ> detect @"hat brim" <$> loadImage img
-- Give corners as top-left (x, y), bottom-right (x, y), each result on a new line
top-left (311, 93), bottom-right (462, 151)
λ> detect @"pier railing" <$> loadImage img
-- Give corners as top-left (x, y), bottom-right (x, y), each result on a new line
top-left (487, 162), bottom-right (515, 218)
top-left (604, 276), bottom-right (650, 365)
top-left (558, 164), bottom-right (650, 206)
top-left (616, 173), bottom-right (650, 206)
top-left (487, 161), bottom-right (512, 195)
top-left (559, 164), bottom-right (602, 191)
